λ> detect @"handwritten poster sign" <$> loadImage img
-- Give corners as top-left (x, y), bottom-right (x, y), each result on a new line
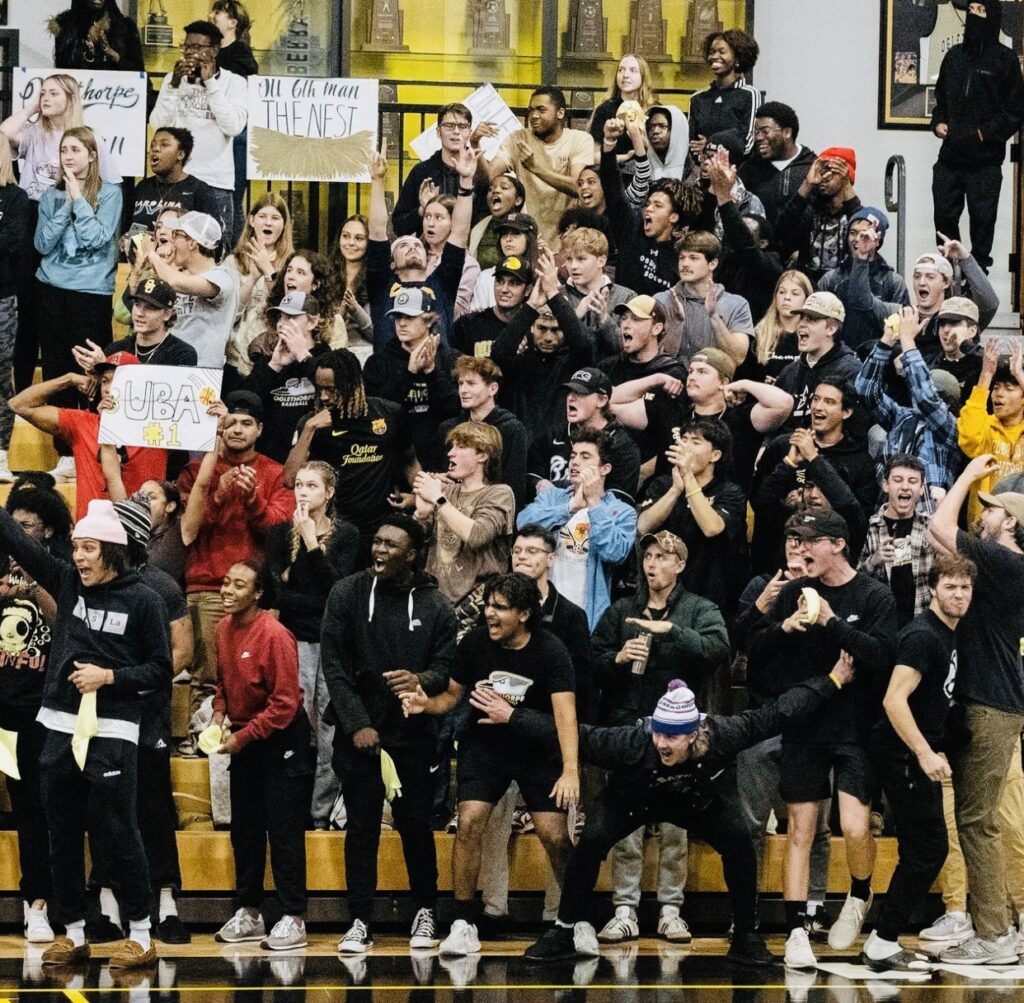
top-left (99, 366), bottom-right (223, 453)
top-left (14, 68), bottom-right (147, 177)
top-left (409, 84), bottom-right (523, 163)
top-left (247, 75), bottom-right (378, 182)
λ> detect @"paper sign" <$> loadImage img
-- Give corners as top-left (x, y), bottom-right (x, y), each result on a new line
top-left (98, 366), bottom-right (223, 452)
top-left (247, 75), bottom-right (378, 182)
top-left (14, 68), bottom-right (147, 178)
top-left (408, 84), bottom-right (523, 163)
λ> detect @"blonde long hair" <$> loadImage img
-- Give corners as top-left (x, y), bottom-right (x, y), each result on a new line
top-left (754, 269), bottom-right (813, 365)
top-left (41, 74), bottom-right (85, 133)
top-left (286, 462), bottom-right (338, 570)
top-left (55, 126), bottom-right (102, 209)
top-left (602, 54), bottom-right (657, 108)
top-left (234, 192), bottom-right (294, 275)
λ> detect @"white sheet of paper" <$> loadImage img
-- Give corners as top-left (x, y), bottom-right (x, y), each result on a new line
top-left (408, 84), bottom-right (522, 163)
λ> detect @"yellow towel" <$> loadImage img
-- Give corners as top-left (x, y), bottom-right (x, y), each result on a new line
top-left (71, 690), bottom-right (99, 770)
top-left (0, 728), bottom-right (19, 780)
top-left (381, 749), bottom-right (402, 802)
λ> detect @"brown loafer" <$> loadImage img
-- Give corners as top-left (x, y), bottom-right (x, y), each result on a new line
top-left (41, 937), bottom-right (91, 966)
top-left (109, 940), bottom-right (157, 969)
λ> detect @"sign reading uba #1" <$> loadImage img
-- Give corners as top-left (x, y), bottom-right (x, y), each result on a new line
top-left (98, 366), bottom-right (223, 453)
top-left (247, 76), bottom-right (378, 183)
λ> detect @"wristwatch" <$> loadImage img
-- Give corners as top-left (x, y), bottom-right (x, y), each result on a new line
top-left (435, 496), bottom-right (448, 509)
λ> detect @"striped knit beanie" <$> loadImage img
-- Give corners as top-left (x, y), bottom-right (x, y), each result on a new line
top-left (650, 679), bottom-right (702, 735)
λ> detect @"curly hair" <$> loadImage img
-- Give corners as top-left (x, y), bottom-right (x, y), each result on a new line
top-left (265, 249), bottom-right (340, 342)
top-left (704, 29), bottom-right (760, 73)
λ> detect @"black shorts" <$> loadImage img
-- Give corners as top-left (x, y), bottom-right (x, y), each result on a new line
top-left (456, 738), bottom-right (565, 814)
top-left (780, 741), bottom-right (874, 806)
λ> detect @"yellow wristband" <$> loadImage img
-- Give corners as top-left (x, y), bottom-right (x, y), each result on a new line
top-left (783, 455), bottom-right (799, 468)
top-left (686, 489), bottom-right (703, 499)
top-left (829, 671), bottom-right (843, 690)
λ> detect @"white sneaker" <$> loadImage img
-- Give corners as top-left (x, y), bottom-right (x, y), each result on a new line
top-left (785, 927), bottom-right (817, 970)
top-left (597, 905), bottom-right (639, 943)
top-left (409, 907), bottom-right (439, 949)
top-left (49, 456), bottom-right (76, 483)
top-left (215, 907), bottom-right (265, 943)
top-left (0, 451), bottom-right (14, 484)
top-left (657, 904), bottom-right (691, 943)
top-left (261, 915), bottom-right (307, 951)
top-left (338, 918), bottom-right (373, 954)
top-left (23, 902), bottom-right (53, 943)
top-left (828, 891), bottom-right (873, 949)
top-left (939, 930), bottom-right (1019, 965)
top-left (919, 910), bottom-right (973, 944)
top-left (573, 921), bottom-right (600, 957)
top-left (439, 919), bottom-right (481, 957)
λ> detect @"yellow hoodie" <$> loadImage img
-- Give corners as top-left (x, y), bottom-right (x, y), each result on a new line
top-left (957, 385), bottom-right (1024, 521)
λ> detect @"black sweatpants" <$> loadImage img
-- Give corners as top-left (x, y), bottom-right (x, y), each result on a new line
top-left (40, 731), bottom-right (151, 927)
top-left (557, 790), bottom-right (758, 933)
top-left (12, 201), bottom-right (39, 394)
top-left (6, 720), bottom-right (51, 904)
top-left (872, 747), bottom-right (948, 941)
top-left (228, 713), bottom-right (313, 918)
top-left (333, 729), bottom-right (438, 924)
top-left (932, 160), bottom-right (1003, 272)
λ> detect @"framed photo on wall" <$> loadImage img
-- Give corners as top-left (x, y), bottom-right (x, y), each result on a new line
top-left (879, 0), bottom-right (1022, 129)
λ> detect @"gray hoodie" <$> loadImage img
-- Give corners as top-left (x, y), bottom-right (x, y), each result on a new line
top-left (647, 104), bottom-right (690, 182)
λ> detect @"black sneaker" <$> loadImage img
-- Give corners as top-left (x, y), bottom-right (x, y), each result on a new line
top-left (524, 925), bottom-right (577, 962)
top-left (156, 914), bottom-right (191, 944)
top-left (727, 930), bottom-right (776, 967)
top-left (475, 912), bottom-right (509, 941)
top-left (861, 948), bottom-right (931, 974)
top-left (804, 909), bottom-right (831, 942)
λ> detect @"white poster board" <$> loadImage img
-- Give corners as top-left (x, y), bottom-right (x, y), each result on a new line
top-left (14, 68), bottom-right (147, 177)
top-left (247, 76), bottom-right (378, 182)
top-left (409, 84), bottom-right (523, 163)
top-left (98, 366), bottom-right (223, 452)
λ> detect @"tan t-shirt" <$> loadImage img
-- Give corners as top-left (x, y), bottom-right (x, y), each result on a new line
top-left (498, 127), bottom-right (594, 247)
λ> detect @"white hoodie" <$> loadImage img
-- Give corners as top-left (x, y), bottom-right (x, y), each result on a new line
top-left (647, 105), bottom-right (689, 182)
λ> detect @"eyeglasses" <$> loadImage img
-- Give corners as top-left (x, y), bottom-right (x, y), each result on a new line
top-left (753, 126), bottom-right (781, 138)
top-left (439, 121), bottom-right (471, 132)
top-left (512, 546), bottom-right (552, 556)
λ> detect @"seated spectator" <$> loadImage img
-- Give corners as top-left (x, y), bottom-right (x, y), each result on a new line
top-left (774, 292), bottom-right (859, 429)
top-left (561, 227), bottom-right (636, 358)
top-left (646, 105), bottom-right (689, 181)
top-left (688, 29), bottom-right (762, 160)
top-left (145, 211), bottom-right (240, 369)
top-left (598, 295), bottom-right (686, 390)
top-left (776, 149), bottom-right (862, 283)
top-left (590, 529), bottom-right (729, 943)
top-left (367, 140), bottom-right (475, 350)
top-left (753, 270), bottom-right (814, 382)
top-left (817, 207), bottom-right (910, 351)
top-left (637, 420), bottom-right (748, 617)
top-left (518, 427), bottom-right (637, 629)
top-left (740, 102), bottom-right (817, 226)
top-left (130, 128), bottom-right (219, 232)
top-left (412, 422), bottom-right (516, 604)
top-left (468, 174), bottom-right (526, 270)
top-left (931, 296), bottom-right (983, 403)
top-left (488, 87), bottom-right (593, 248)
top-left (957, 338), bottom-right (1024, 521)
top-left (455, 254), bottom-right (531, 358)
top-left (655, 231), bottom-right (753, 367)
top-left (470, 212), bottom-right (538, 313)
top-left (854, 306), bottom-right (961, 506)
top-left (858, 454), bottom-right (933, 628)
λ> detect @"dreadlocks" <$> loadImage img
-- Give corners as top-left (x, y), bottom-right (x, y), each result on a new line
top-left (316, 348), bottom-right (369, 420)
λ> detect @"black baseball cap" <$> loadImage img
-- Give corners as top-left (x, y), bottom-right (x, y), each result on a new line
top-left (786, 510), bottom-right (850, 542)
top-left (495, 212), bottom-right (538, 235)
top-left (224, 390), bottom-right (264, 421)
top-left (561, 367), bottom-right (612, 397)
top-left (495, 254), bottom-right (532, 284)
top-left (131, 277), bottom-right (176, 309)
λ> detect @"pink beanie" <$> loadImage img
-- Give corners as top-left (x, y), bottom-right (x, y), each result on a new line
top-left (72, 499), bottom-right (128, 545)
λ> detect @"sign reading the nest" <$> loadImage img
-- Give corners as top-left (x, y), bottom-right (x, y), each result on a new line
top-left (247, 75), bottom-right (378, 182)
top-left (98, 366), bottom-right (223, 452)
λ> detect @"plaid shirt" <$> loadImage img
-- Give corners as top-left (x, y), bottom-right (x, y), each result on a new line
top-left (858, 509), bottom-right (933, 618)
top-left (854, 343), bottom-right (962, 513)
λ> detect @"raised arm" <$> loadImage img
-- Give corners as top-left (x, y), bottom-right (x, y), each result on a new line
top-left (11, 373), bottom-right (94, 437)
top-left (727, 379), bottom-right (794, 434)
top-left (368, 139), bottom-right (390, 242)
top-left (180, 412), bottom-right (225, 546)
top-left (928, 453), bottom-right (996, 555)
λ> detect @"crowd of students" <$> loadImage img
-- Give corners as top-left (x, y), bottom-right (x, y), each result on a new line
top-left (1, 0), bottom-right (1024, 978)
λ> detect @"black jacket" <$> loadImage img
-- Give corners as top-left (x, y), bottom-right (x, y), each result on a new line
top-left (739, 145), bottom-right (817, 226)
top-left (436, 407), bottom-right (529, 510)
top-left (776, 191), bottom-right (863, 284)
top-left (0, 184), bottom-right (30, 296)
top-left (364, 340), bottom-right (461, 424)
top-left (716, 199), bottom-right (783, 323)
top-left (392, 150), bottom-right (489, 237)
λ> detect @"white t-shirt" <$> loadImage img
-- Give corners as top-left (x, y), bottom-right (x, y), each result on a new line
top-left (172, 263), bottom-right (240, 368)
top-left (771, 145), bottom-right (805, 173)
top-left (18, 123), bottom-right (122, 201)
top-left (549, 508), bottom-right (590, 613)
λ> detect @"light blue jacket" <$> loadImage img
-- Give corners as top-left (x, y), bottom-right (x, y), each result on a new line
top-left (35, 182), bottom-right (122, 295)
top-left (517, 486), bottom-right (637, 630)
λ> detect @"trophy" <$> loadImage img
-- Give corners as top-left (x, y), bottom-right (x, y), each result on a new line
top-left (470, 0), bottom-right (514, 57)
top-left (379, 83), bottom-right (401, 155)
top-left (563, 0), bottom-right (612, 61)
top-left (281, 0), bottom-right (312, 76)
top-left (681, 0), bottom-right (723, 64)
top-left (142, 0), bottom-right (174, 48)
top-left (625, 0), bottom-right (670, 63)
top-left (362, 0), bottom-right (409, 52)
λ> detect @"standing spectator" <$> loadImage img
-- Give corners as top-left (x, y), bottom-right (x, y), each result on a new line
top-left (489, 87), bottom-right (594, 247)
top-left (422, 195), bottom-right (481, 321)
top-left (469, 213), bottom-right (538, 314)
top-left (129, 129), bottom-right (219, 233)
top-left (52, 0), bottom-right (143, 70)
top-left (588, 53), bottom-right (663, 166)
top-left (103, 278), bottom-right (197, 367)
top-left (740, 102), bottom-right (816, 226)
top-left (688, 29), bottom-right (762, 160)
top-left (753, 270), bottom-right (813, 382)
top-left (150, 20), bottom-right (247, 238)
top-left (322, 515), bottom-right (456, 955)
top-left (931, 296), bottom-right (983, 405)
top-left (468, 175), bottom-right (526, 270)
top-left (211, 560), bottom-right (312, 952)
top-left (597, 295), bottom-right (685, 390)
top-left (931, 0), bottom-right (1024, 273)
top-left (455, 254), bottom-right (531, 359)
top-left (646, 105), bottom-right (689, 182)
top-left (329, 215), bottom-right (373, 358)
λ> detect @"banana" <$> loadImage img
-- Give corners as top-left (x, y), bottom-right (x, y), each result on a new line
top-left (801, 587), bottom-right (821, 625)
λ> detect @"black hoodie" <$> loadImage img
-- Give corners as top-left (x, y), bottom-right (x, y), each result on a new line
top-left (436, 407), bottom-right (529, 510)
top-left (931, 0), bottom-right (1024, 168)
top-left (774, 341), bottom-right (861, 430)
top-left (320, 569), bottom-right (456, 744)
top-left (739, 145), bottom-right (818, 226)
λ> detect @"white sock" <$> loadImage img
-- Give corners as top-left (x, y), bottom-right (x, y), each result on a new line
top-left (555, 919), bottom-right (572, 929)
top-left (65, 919), bottom-right (86, 947)
top-left (806, 900), bottom-right (823, 916)
top-left (129, 918), bottom-right (151, 951)
top-left (864, 929), bottom-right (900, 960)
top-left (99, 887), bottom-right (121, 928)
top-left (158, 888), bottom-right (177, 922)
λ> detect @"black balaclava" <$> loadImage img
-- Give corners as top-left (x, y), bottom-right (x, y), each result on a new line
top-left (963, 0), bottom-right (1002, 54)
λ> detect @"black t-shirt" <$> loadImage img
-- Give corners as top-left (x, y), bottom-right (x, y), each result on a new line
top-left (597, 353), bottom-right (688, 389)
top-left (216, 40), bottom-right (258, 77)
top-left (883, 515), bottom-right (916, 627)
top-left (304, 398), bottom-right (408, 537)
top-left (874, 609), bottom-right (957, 751)
top-left (106, 333), bottom-right (198, 368)
top-left (451, 309), bottom-right (508, 358)
top-left (452, 626), bottom-right (575, 756)
top-left (765, 332), bottom-right (801, 383)
top-left (130, 174), bottom-right (221, 232)
top-left (954, 530), bottom-right (1024, 713)
top-left (542, 420), bottom-right (642, 503)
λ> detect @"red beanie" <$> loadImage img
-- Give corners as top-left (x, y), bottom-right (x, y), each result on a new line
top-left (819, 147), bottom-right (857, 183)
